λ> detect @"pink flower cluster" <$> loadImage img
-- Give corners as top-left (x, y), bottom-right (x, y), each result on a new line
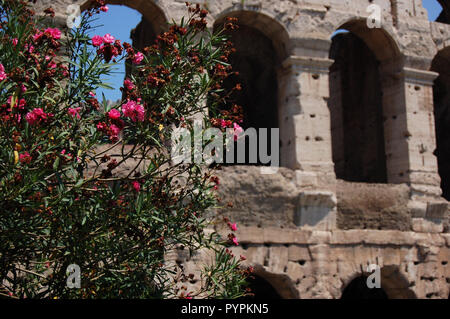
top-left (91, 34), bottom-right (115, 47)
top-left (107, 109), bottom-right (121, 120)
top-left (68, 107), bottom-right (81, 119)
top-left (123, 78), bottom-right (135, 91)
top-left (26, 108), bottom-right (53, 126)
top-left (132, 52), bottom-right (144, 65)
top-left (33, 28), bottom-right (61, 41)
top-left (0, 64), bottom-right (6, 81)
top-left (132, 181), bottom-right (141, 192)
top-left (8, 96), bottom-right (26, 110)
top-left (19, 152), bottom-right (32, 164)
top-left (96, 109), bottom-right (125, 142)
top-left (97, 122), bottom-right (122, 142)
top-left (121, 100), bottom-right (145, 122)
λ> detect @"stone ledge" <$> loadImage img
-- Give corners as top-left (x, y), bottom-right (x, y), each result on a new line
top-left (237, 226), bottom-right (448, 247)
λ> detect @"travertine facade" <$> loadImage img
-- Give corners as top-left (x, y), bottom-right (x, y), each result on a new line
top-left (34, 0), bottom-right (450, 299)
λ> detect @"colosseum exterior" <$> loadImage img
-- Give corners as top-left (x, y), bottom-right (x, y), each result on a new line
top-left (33, 0), bottom-right (450, 299)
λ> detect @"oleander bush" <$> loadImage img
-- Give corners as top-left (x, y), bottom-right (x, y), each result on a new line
top-left (0, 0), bottom-right (249, 299)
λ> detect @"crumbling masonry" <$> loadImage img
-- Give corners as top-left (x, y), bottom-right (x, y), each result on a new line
top-left (34, 0), bottom-right (450, 299)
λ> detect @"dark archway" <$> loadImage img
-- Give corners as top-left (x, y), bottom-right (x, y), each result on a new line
top-left (329, 31), bottom-right (387, 183)
top-left (341, 276), bottom-right (388, 299)
top-left (214, 24), bottom-right (278, 165)
top-left (213, 12), bottom-right (286, 166)
top-left (221, 24), bottom-right (278, 136)
top-left (328, 20), bottom-right (405, 184)
top-left (436, 0), bottom-right (450, 23)
top-left (243, 274), bottom-right (282, 299)
top-left (431, 47), bottom-right (450, 200)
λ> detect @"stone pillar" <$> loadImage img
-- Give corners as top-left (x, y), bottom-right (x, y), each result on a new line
top-left (379, 62), bottom-right (441, 196)
top-left (402, 67), bottom-right (441, 197)
top-left (278, 55), bottom-right (335, 187)
top-left (379, 61), bottom-right (411, 185)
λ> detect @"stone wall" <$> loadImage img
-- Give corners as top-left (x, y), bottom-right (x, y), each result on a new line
top-left (33, 0), bottom-right (450, 299)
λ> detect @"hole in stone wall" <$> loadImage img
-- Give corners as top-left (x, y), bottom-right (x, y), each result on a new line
top-left (213, 24), bottom-right (279, 166)
top-left (329, 32), bottom-right (388, 183)
top-left (340, 276), bottom-right (388, 299)
top-left (431, 47), bottom-right (450, 201)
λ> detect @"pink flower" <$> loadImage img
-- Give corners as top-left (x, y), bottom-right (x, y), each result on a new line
top-left (110, 124), bottom-right (121, 139)
top-left (26, 108), bottom-right (49, 125)
top-left (91, 35), bottom-right (104, 47)
top-left (108, 109), bottom-right (121, 120)
top-left (89, 91), bottom-right (96, 97)
top-left (45, 28), bottom-right (61, 40)
top-left (122, 100), bottom-right (145, 122)
top-left (25, 112), bottom-right (38, 125)
top-left (103, 33), bottom-right (115, 44)
top-left (96, 122), bottom-right (107, 131)
top-left (232, 237), bottom-right (239, 246)
top-left (12, 38), bottom-right (18, 46)
top-left (0, 64), bottom-right (6, 81)
top-left (25, 44), bottom-right (34, 53)
top-left (233, 122), bottom-right (243, 141)
top-left (33, 31), bottom-right (43, 41)
top-left (123, 78), bottom-right (135, 91)
top-left (132, 181), bottom-right (141, 192)
top-left (21, 84), bottom-right (27, 93)
top-left (19, 152), bottom-right (32, 164)
top-left (132, 52), bottom-right (144, 65)
top-left (228, 222), bottom-right (237, 232)
top-left (68, 107), bottom-right (81, 119)
top-left (7, 96), bottom-right (24, 108)
top-left (100, 5), bottom-right (109, 12)
top-left (13, 98), bottom-right (26, 110)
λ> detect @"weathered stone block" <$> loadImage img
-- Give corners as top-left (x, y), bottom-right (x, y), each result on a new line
top-left (295, 191), bottom-right (337, 230)
top-left (412, 218), bottom-right (444, 233)
top-left (288, 245), bottom-right (311, 261)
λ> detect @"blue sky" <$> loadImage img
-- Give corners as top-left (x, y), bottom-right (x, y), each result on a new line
top-left (423, 0), bottom-right (442, 20)
top-left (92, 2), bottom-right (443, 102)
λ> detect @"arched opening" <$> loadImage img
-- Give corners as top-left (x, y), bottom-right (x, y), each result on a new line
top-left (341, 276), bottom-right (388, 299)
top-left (81, 1), bottom-right (167, 102)
top-left (81, 0), bottom-right (167, 34)
top-left (243, 274), bottom-right (282, 299)
top-left (341, 266), bottom-right (416, 299)
top-left (328, 21), bottom-right (404, 183)
top-left (213, 11), bottom-right (288, 166)
top-left (431, 47), bottom-right (450, 200)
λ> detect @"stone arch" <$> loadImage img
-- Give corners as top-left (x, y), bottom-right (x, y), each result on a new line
top-left (80, 0), bottom-right (168, 35)
top-left (430, 46), bottom-right (450, 200)
top-left (328, 19), bottom-right (408, 184)
top-left (248, 265), bottom-right (299, 299)
top-left (212, 11), bottom-right (288, 165)
top-left (340, 265), bottom-right (416, 299)
top-left (213, 9), bottom-right (290, 61)
top-left (335, 19), bottom-right (402, 63)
